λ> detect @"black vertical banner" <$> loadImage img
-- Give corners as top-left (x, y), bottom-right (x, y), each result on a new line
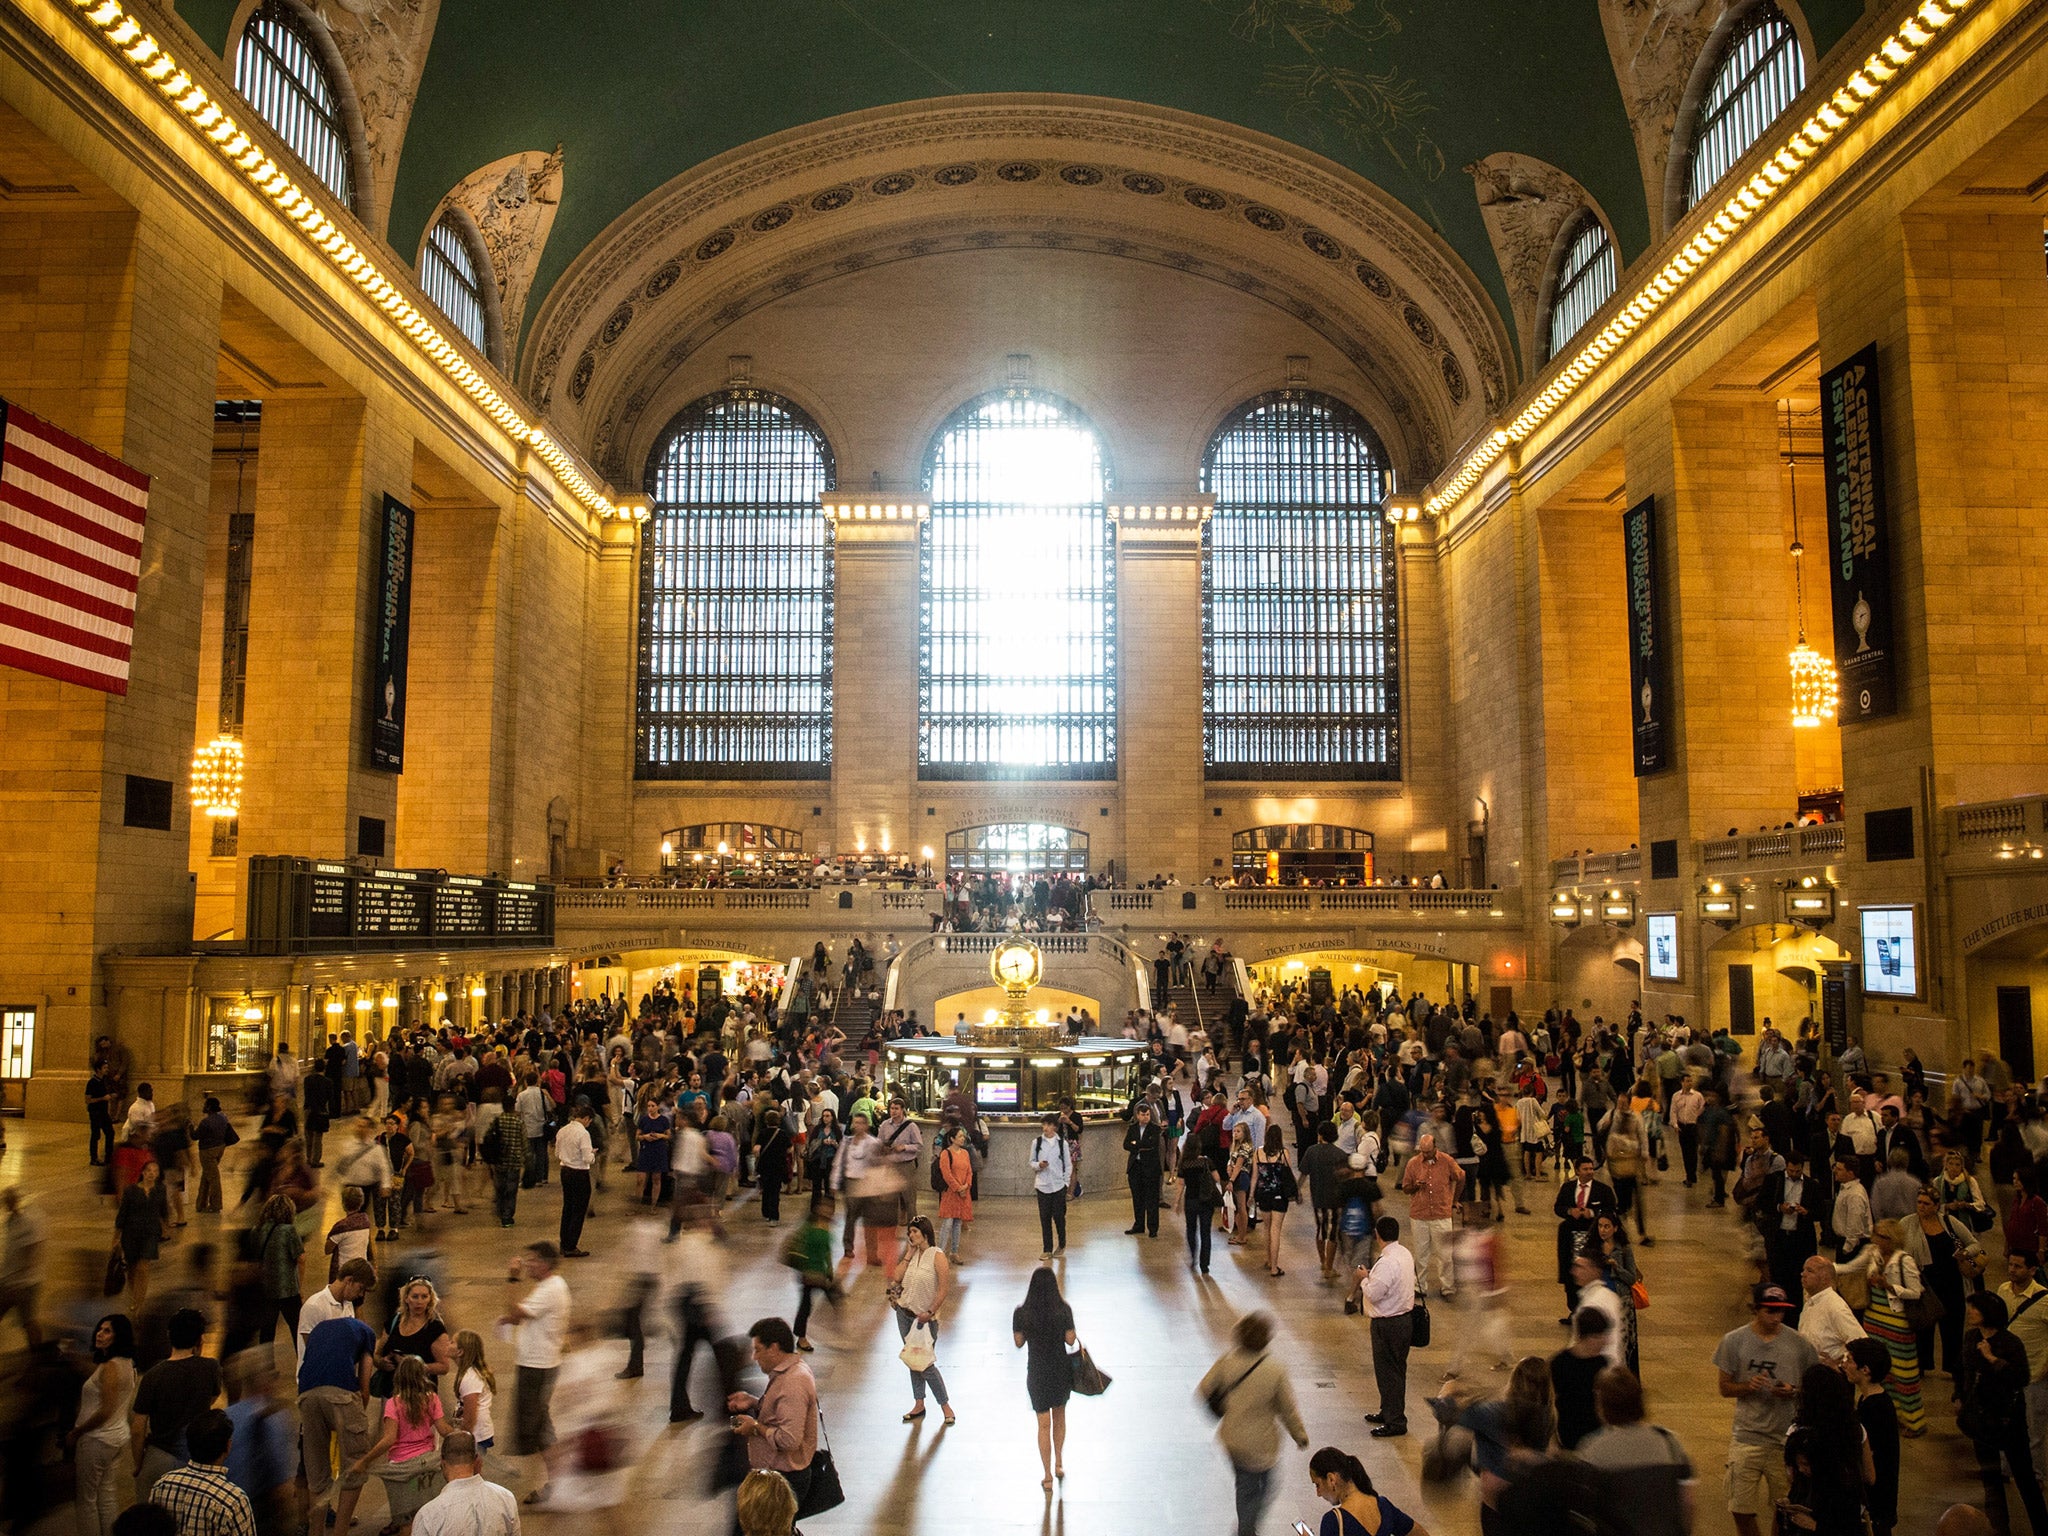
top-left (369, 494), bottom-right (413, 772)
top-left (1821, 343), bottom-right (1897, 721)
top-left (1622, 496), bottom-right (1670, 775)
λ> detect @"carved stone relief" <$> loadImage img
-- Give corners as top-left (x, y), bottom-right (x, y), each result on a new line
top-left (305, 0), bottom-right (442, 233)
top-left (1466, 153), bottom-right (1609, 374)
top-left (1597, 0), bottom-right (1723, 240)
top-left (439, 148), bottom-right (564, 342)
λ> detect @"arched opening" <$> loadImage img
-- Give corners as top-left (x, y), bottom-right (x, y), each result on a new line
top-left (1703, 922), bottom-right (1846, 1049)
top-left (418, 207), bottom-right (506, 367)
top-left (1201, 391), bottom-right (1397, 780)
top-left (232, 0), bottom-right (363, 214)
top-left (1541, 210), bottom-right (1617, 363)
top-left (944, 822), bottom-right (1089, 877)
top-left (1554, 923), bottom-right (1647, 1024)
top-left (1668, 0), bottom-right (1811, 224)
top-left (636, 390), bottom-right (836, 779)
top-left (660, 821), bottom-right (808, 877)
top-left (1964, 918), bottom-right (2048, 1084)
top-left (919, 391), bottom-right (1114, 780)
top-left (1229, 824), bottom-right (1375, 885)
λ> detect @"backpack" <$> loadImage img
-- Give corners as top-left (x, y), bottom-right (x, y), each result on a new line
top-left (930, 1150), bottom-right (949, 1194)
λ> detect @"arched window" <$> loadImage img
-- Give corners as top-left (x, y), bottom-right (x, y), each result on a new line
top-left (919, 392), bottom-right (1115, 779)
top-left (1546, 213), bottom-right (1617, 361)
top-left (420, 215), bottom-right (489, 355)
top-left (1202, 391), bottom-right (1397, 780)
top-left (234, 0), bottom-right (355, 208)
top-left (1683, 1), bottom-right (1807, 213)
top-left (637, 391), bottom-right (835, 778)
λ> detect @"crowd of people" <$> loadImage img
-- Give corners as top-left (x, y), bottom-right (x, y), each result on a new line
top-left (4, 948), bottom-right (2045, 1536)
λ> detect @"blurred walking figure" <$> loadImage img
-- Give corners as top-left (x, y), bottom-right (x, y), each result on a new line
top-left (1197, 1312), bottom-right (1307, 1536)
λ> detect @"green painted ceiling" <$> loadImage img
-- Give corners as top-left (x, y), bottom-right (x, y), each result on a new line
top-left (177, 0), bottom-right (1867, 359)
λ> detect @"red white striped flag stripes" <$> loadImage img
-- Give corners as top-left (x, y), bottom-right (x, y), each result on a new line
top-left (0, 399), bottom-right (151, 695)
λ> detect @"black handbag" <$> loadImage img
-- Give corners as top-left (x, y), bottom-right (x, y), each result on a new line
top-left (1410, 1298), bottom-right (1433, 1349)
top-left (796, 1411), bottom-right (845, 1519)
top-left (1070, 1345), bottom-right (1112, 1397)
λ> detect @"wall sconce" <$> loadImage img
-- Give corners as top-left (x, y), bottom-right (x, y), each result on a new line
top-left (1549, 895), bottom-right (1583, 928)
top-left (1599, 889), bottom-right (1637, 924)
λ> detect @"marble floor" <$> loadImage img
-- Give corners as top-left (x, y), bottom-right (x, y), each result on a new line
top-left (0, 1118), bottom-right (1996, 1534)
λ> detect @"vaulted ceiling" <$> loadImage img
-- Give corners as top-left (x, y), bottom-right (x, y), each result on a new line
top-left (175, 0), bottom-right (1870, 366)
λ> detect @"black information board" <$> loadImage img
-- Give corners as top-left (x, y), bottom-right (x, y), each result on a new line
top-left (369, 494), bottom-right (415, 772)
top-left (1622, 496), bottom-right (1671, 776)
top-left (1821, 343), bottom-right (1899, 722)
top-left (1821, 972), bottom-right (1853, 1054)
top-left (246, 856), bottom-right (554, 954)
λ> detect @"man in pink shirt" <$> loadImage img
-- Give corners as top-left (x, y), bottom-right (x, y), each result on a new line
top-left (1399, 1134), bottom-right (1466, 1299)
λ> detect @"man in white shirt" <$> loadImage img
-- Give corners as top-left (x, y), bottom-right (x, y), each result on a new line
top-left (1570, 1254), bottom-right (1627, 1369)
top-left (498, 1243), bottom-right (570, 1489)
top-left (1031, 1116), bottom-right (1073, 1257)
top-left (1359, 1217), bottom-right (1416, 1438)
top-left (1797, 1254), bottom-right (1867, 1365)
top-left (554, 1103), bottom-right (596, 1258)
top-left (1668, 1076), bottom-right (1707, 1188)
top-left (411, 1432), bottom-right (518, 1536)
top-left (295, 1258), bottom-right (375, 1367)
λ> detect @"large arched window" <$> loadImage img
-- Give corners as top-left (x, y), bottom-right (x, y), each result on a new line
top-left (1202, 391), bottom-right (1397, 780)
top-left (420, 214), bottom-right (491, 356)
top-left (636, 391), bottom-right (835, 779)
top-left (919, 392), bottom-right (1115, 779)
top-left (1682, 1), bottom-right (1807, 214)
top-left (234, 0), bottom-right (355, 208)
top-left (1545, 213), bottom-right (1617, 361)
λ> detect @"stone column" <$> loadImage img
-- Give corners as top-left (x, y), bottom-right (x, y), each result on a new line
top-left (1117, 515), bottom-right (1203, 882)
top-left (238, 392), bottom-right (411, 889)
top-left (0, 204), bottom-right (221, 1118)
top-left (832, 519), bottom-right (917, 855)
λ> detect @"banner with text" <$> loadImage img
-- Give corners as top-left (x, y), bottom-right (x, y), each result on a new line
top-left (368, 493), bottom-right (414, 771)
top-left (1622, 496), bottom-right (1670, 775)
top-left (1821, 343), bottom-right (1898, 721)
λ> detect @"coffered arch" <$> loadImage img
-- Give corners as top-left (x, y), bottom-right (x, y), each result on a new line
top-left (523, 96), bottom-right (1515, 489)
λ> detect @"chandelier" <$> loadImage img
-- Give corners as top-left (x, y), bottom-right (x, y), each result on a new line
top-left (191, 734), bottom-right (244, 818)
top-left (1782, 405), bottom-right (1838, 729)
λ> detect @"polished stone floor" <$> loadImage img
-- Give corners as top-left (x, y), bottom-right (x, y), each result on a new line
top-left (0, 1117), bottom-right (1994, 1534)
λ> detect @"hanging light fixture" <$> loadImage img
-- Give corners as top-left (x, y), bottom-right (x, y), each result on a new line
top-left (191, 735), bottom-right (244, 818)
top-left (1783, 404), bottom-right (1839, 728)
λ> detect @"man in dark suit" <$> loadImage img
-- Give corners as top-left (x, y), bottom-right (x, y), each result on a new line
top-left (1876, 1107), bottom-right (1928, 1179)
top-left (1123, 1102), bottom-right (1164, 1237)
top-left (1758, 1147), bottom-right (1829, 1305)
top-left (1553, 1155), bottom-right (1617, 1319)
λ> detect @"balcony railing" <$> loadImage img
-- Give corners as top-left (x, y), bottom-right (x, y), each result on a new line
top-left (1088, 887), bottom-right (1511, 925)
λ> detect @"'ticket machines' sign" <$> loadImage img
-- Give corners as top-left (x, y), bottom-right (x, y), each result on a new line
top-left (369, 494), bottom-right (414, 772)
top-left (1821, 344), bottom-right (1898, 722)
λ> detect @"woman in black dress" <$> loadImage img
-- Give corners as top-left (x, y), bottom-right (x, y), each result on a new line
top-left (1013, 1267), bottom-right (1078, 1491)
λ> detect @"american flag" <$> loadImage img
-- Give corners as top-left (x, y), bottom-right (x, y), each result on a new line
top-left (0, 399), bottom-right (151, 695)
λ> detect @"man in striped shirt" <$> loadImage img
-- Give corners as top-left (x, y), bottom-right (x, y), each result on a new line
top-left (147, 1410), bottom-right (254, 1536)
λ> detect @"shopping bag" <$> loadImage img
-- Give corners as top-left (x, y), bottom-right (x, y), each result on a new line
top-left (898, 1320), bottom-right (936, 1373)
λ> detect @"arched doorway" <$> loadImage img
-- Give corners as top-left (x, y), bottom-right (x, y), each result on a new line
top-left (944, 822), bottom-right (1089, 876)
top-left (1703, 923), bottom-right (1848, 1046)
top-left (1230, 824), bottom-right (1375, 885)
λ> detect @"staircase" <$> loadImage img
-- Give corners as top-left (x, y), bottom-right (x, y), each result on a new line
top-left (830, 984), bottom-right (877, 1042)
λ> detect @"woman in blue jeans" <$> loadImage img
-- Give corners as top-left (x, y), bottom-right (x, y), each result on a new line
top-left (892, 1217), bottom-right (956, 1425)
top-left (1179, 1148), bottom-right (1221, 1275)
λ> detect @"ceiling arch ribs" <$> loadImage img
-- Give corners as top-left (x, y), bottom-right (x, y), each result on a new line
top-left (522, 96), bottom-right (1513, 487)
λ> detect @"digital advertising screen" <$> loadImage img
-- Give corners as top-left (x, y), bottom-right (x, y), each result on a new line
top-left (1861, 906), bottom-right (1919, 997)
top-left (1646, 913), bottom-right (1680, 981)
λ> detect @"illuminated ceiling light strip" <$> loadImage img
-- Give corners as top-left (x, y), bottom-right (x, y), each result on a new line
top-left (53, 0), bottom-right (622, 520)
top-left (1425, 0), bottom-right (1979, 516)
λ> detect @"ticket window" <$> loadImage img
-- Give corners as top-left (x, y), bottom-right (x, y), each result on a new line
top-left (204, 996), bottom-right (274, 1073)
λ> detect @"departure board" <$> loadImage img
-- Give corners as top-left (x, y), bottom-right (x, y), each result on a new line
top-left (495, 883), bottom-right (544, 937)
top-left (246, 857), bottom-right (554, 953)
top-left (433, 878), bottom-right (489, 937)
